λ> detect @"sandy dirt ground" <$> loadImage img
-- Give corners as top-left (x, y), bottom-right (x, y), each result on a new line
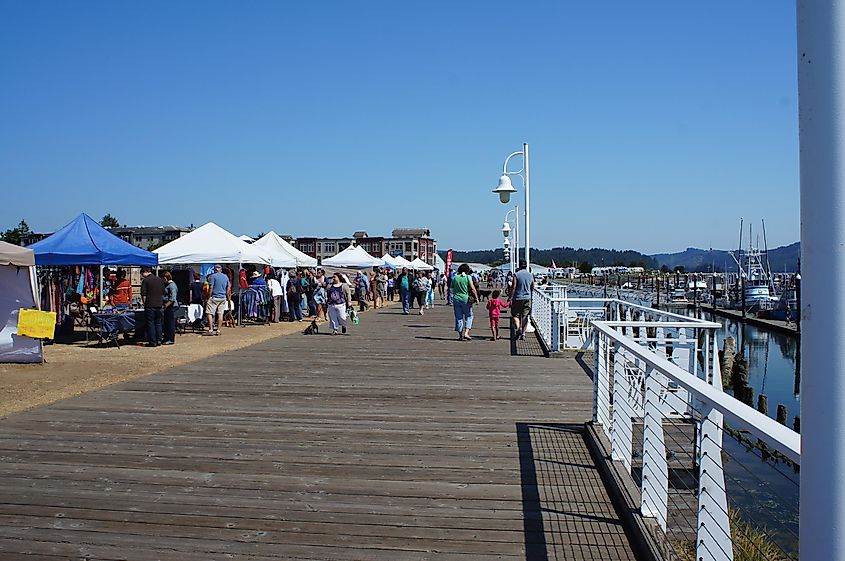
top-left (0, 300), bottom-right (397, 418)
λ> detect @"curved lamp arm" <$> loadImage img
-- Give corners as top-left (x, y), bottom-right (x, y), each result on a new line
top-left (502, 150), bottom-right (525, 175)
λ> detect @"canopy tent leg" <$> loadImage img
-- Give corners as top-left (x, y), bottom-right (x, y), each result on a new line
top-left (238, 261), bottom-right (242, 328)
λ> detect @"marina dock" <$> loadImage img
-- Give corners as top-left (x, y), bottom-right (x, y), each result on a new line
top-left (693, 304), bottom-right (799, 336)
top-left (0, 305), bottom-right (641, 560)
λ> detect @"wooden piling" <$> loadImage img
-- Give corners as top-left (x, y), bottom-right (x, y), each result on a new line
top-left (721, 336), bottom-right (736, 375)
top-left (731, 353), bottom-right (748, 396)
top-left (776, 404), bottom-right (788, 426)
top-left (739, 385), bottom-right (754, 407)
top-left (757, 394), bottom-right (769, 417)
top-left (793, 416), bottom-right (801, 433)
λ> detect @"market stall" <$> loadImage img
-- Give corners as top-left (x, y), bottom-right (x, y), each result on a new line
top-left (28, 213), bottom-right (159, 341)
top-left (322, 245), bottom-right (384, 269)
top-left (391, 255), bottom-right (415, 269)
top-left (154, 222), bottom-right (270, 266)
top-left (380, 254), bottom-right (399, 269)
top-left (252, 232), bottom-right (298, 268)
top-left (410, 257), bottom-right (434, 271)
top-left (29, 213), bottom-right (158, 267)
top-left (154, 222), bottom-right (272, 326)
top-left (254, 232), bottom-right (317, 268)
top-left (0, 241), bottom-right (42, 363)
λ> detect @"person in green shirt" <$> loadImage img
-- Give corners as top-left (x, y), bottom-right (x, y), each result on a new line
top-left (450, 263), bottom-right (479, 341)
top-left (398, 268), bottom-right (412, 314)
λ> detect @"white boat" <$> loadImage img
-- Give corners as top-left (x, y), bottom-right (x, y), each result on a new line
top-left (731, 220), bottom-right (780, 312)
top-left (670, 288), bottom-right (689, 303)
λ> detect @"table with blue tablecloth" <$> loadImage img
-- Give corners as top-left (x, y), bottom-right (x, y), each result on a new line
top-left (91, 311), bottom-right (145, 347)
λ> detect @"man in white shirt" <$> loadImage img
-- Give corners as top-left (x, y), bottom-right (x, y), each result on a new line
top-left (267, 273), bottom-right (285, 323)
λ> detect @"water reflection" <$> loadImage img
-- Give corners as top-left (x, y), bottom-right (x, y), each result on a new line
top-left (695, 311), bottom-right (801, 424)
top-left (688, 309), bottom-right (800, 555)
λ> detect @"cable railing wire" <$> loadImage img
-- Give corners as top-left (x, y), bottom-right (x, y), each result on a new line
top-left (595, 335), bottom-right (801, 559)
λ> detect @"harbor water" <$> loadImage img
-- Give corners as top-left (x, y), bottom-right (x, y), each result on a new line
top-left (689, 309), bottom-right (800, 554)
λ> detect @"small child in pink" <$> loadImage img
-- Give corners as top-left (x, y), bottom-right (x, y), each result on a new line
top-left (486, 290), bottom-right (509, 340)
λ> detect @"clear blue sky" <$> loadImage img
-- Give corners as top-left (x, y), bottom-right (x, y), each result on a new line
top-left (0, 1), bottom-right (799, 254)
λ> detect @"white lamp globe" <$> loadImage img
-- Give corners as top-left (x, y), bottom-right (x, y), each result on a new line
top-left (493, 175), bottom-right (516, 204)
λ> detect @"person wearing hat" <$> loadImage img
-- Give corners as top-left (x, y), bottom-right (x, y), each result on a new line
top-left (250, 270), bottom-right (267, 287)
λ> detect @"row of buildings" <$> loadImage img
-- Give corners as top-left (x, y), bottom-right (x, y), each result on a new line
top-left (21, 226), bottom-right (439, 266)
top-left (293, 229), bottom-right (437, 265)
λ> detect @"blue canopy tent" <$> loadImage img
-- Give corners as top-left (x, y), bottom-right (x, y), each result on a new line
top-left (29, 213), bottom-right (158, 266)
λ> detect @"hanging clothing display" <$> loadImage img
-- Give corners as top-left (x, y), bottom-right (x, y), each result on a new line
top-left (239, 286), bottom-right (270, 322)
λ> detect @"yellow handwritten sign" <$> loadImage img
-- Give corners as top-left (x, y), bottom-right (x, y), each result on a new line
top-left (17, 309), bottom-right (56, 340)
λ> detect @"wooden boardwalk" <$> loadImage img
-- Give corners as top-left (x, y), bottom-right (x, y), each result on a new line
top-left (0, 303), bottom-right (640, 560)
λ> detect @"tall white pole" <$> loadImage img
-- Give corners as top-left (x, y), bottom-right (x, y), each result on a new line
top-left (511, 211), bottom-right (515, 273)
top-left (798, 3), bottom-right (845, 559)
top-left (513, 205), bottom-right (519, 273)
top-left (523, 143), bottom-right (531, 272)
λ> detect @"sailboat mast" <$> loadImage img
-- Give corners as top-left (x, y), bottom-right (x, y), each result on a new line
top-left (762, 219), bottom-right (775, 293)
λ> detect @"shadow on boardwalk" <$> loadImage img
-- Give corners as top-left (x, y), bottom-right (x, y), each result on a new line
top-left (517, 423), bottom-right (638, 561)
top-left (0, 303), bottom-right (640, 560)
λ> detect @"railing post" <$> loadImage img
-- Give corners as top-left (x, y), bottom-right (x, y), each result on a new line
top-left (697, 337), bottom-right (733, 561)
top-left (611, 344), bottom-right (633, 473)
top-left (595, 332), bottom-right (611, 431)
top-left (550, 298), bottom-right (560, 352)
top-left (641, 366), bottom-right (668, 531)
top-left (593, 331), bottom-right (600, 422)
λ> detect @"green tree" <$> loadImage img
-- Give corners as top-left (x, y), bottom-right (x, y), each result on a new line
top-left (101, 214), bottom-right (120, 228)
top-left (1, 220), bottom-right (31, 246)
top-left (578, 261), bottom-right (592, 274)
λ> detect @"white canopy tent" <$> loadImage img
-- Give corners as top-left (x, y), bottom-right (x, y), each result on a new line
top-left (392, 255), bottom-right (414, 269)
top-left (381, 253), bottom-right (399, 268)
top-left (238, 235), bottom-right (254, 243)
top-left (154, 222), bottom-right (271, 265)
top-left (0, 241), bottom-right (42, 363)
top-left (261, 232), bottom-right (316, 267)
top-left (465, 262), bottom-right (493, 272)
top-left (434, 254), bottom-right (447, 271)
top-left (322, 245), bottom-right (384, 268)
top-left (252, 232), bottom-right (299, 268)
top-left (410, 258), bottom-right (434, 270)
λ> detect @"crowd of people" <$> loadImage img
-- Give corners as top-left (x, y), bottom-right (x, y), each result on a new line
top-left (131, 259), bottom-right (535, 347)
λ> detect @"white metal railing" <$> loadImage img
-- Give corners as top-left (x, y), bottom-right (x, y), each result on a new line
top-left (532, 285), bottom-right (708, 352)
top-left (556, 280), bottom-right (656, 307)
top-left (592, 316), bottom-right (801, 560)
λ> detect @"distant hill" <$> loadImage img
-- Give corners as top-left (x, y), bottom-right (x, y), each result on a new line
top-left (651, 242), bottom-right (800, 272)
top-left (440, 247), bottom-right (657, 270)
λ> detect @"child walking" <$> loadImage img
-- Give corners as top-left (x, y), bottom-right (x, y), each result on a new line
top-left (486, 290), bottom-right (509, 340)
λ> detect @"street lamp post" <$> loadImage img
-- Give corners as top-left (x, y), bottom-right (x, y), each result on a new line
top-left (493, 143), bottom-right (531, 272)
top-left (503, 206), bottom-right (519, 273)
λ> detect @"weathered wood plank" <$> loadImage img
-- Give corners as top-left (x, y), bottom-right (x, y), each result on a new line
top-left (0, 304), bottom-right (638, 560)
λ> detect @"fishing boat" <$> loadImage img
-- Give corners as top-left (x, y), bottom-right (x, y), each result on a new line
top-left (730, 219), bottom-right (780, 312)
